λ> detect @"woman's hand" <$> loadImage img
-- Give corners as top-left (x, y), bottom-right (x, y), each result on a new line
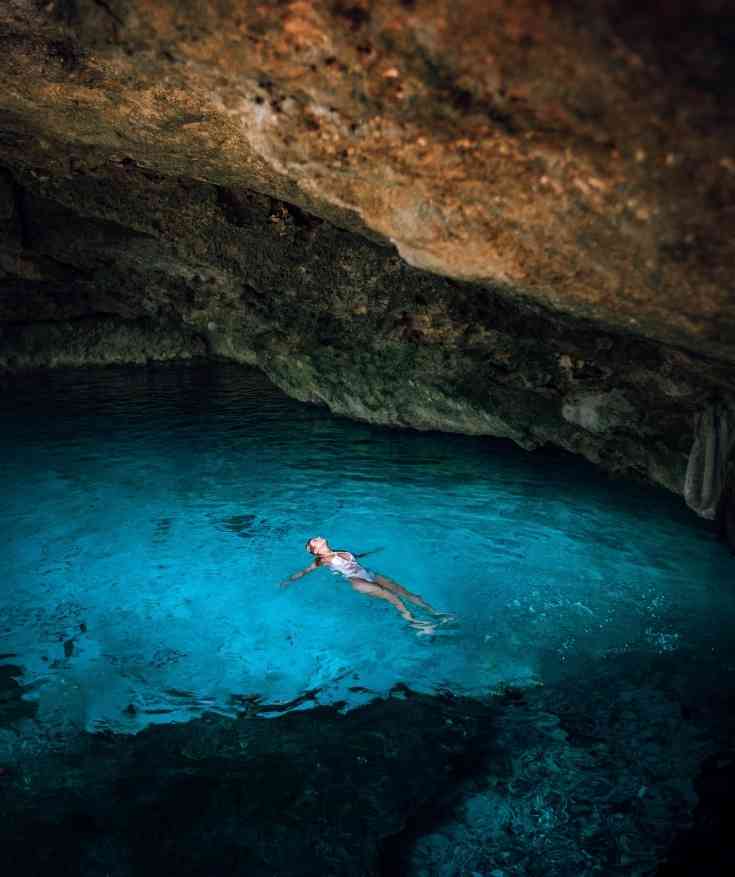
top-left (279, 561), bottom-right (317, 588)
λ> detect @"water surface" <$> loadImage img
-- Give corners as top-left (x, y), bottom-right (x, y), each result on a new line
top-left (1, 362), bottom-right (733, 734)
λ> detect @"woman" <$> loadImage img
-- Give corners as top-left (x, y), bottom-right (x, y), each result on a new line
top-left (281, 536), bottom-right (452, 634)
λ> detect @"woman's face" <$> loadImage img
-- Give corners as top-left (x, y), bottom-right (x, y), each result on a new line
top-left (308, 537), bottom-right (328, 554)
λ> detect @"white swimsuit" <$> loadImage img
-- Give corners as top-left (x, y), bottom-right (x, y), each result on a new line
top-left (325, 553), bottom-right (375, 582)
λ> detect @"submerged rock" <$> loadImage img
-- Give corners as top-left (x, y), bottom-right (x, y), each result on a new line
top-left (0, 688), bottom-right (499, 876)
top-left (4, 647), bottom-right (731, 875)
top-left (0, 664), bottom-right (38, 729)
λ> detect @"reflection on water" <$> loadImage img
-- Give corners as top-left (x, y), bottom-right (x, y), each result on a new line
top-left (1, 362), bottom-right (733, 734)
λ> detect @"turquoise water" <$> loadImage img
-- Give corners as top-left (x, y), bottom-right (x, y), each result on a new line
top-left (1, 362), bottom-right (733, 735)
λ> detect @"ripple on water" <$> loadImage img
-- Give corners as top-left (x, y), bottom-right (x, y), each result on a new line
top-left (1, 361), bottom-right (733, 733)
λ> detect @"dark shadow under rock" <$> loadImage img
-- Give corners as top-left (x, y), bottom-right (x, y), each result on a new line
top-left (715, 453), bottom-right (735, 554)
top-left (657, 749), bottom-right (735, 876)
top-left (0, 663), bottom-right (38, 729)
top-left (0, 688), bottom-right (500, 877)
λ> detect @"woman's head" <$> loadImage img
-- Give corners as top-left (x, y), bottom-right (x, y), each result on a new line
top-left (306, 536), bottom-right (329, 555)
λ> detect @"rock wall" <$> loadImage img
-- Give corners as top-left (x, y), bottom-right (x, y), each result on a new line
top-left (2, 163), bottom-right (734, 502)
top-left (1, 0), bottom-right (734, 520)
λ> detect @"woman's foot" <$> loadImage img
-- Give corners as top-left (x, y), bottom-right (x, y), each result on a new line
top-left (434, 612), bottom-right (457, 624)
top-left (409, 618), bottom-right (436, 635)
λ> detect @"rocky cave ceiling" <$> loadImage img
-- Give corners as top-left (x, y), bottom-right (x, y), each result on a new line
top-left (0, 0), bottom-right (734, 529)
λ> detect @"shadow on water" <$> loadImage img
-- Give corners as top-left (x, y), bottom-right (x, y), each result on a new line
top-left (0, 662), bottom-right (38, 730)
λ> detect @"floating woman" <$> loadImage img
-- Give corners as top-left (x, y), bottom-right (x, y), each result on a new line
top-left (280, 536), bottom-right (453, 635)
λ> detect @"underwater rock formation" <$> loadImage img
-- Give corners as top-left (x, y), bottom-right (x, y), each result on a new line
top-left (0, 687), bottom-right (499, 876)
top-left (0, 0), bottom-right (734, 518)
top-left (0, 664), bottom-right (38, 729)
top-left (4, 646), bottom-right (735, 875)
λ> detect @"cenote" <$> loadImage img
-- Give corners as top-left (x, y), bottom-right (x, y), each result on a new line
top-left (1, 361), bottom-right (734, 875)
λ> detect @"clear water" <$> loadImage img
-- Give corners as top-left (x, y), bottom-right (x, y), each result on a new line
top-left (1, 362), bottom-right (733, 735)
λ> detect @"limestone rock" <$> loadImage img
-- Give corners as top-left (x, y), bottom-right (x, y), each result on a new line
top-left (0, 0), bottom-right (734, 519)
top-left (562, 390), bottom-right (636, 436)
top-left (684, 401), bottom-right (735, 519)
top-left (0, 0), bottom-right (733, 359)
top-left (0, 162), bottom-right (733, 504)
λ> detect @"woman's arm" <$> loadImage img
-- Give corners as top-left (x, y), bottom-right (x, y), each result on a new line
top-left (354, 547), bottom-right (384, 559)
top-left (279, 561), bottom-right (319, 588)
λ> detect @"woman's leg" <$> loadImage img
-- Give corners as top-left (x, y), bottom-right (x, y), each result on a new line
top-left (350, 579), bottom-right (435, 630)
top-left (372, 574), bottom-right (441, 615)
